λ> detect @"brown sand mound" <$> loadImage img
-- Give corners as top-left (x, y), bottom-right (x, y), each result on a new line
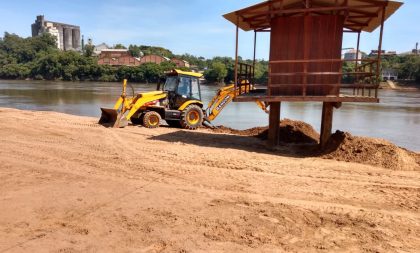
top-left (212, 119), bottom-right (319, 144)
top-left (258, 119), bottom-right (320, 144)
top-left (212, 120), bottom-right (419, 170)
top-left (322, 131), bottom-right (420, 170)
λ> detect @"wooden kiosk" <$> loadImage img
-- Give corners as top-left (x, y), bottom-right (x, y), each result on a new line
top-left (223, 0), bottom-right (403, 147)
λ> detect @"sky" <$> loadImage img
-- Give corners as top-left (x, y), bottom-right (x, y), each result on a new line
top-left (0, 0), bottom-right (418, 59)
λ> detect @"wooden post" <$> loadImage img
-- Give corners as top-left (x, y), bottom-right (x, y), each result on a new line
top-left (253, 30), bottom-right (257, 85)
top-left (234, 20), bottom-right (239, 90)
top-left (302, 7), bottom-right (310, 96)
top-left (355, 31), bottom-right (361, 83)
top-left (268, 102), bottom-right (281, 147)
top-left (320, 102), bottom-right (334, 148)
top-left (376, 6), bottom-right (386, 98)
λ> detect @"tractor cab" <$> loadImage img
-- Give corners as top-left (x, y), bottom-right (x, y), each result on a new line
top-left (161, 69), bottom-right (202, 109)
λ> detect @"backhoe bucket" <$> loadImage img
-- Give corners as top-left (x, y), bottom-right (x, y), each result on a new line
top-left (99, 108), bottom-right (128, 128)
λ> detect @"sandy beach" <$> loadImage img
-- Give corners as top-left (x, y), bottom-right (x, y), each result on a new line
top-left (0, 107), bottom-right (419, 252)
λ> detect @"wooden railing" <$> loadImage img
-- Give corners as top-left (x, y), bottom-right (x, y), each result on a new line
top-left (267, 58), bottom-right (380, 98)
top-left (236, 62), bottom-right (255, 96)
top-left (347, 59), bottom-right (379, 97)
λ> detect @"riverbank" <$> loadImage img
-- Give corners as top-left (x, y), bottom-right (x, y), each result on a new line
top-left (380, 80), bottom-right (420, 91)
top-left (0, 108), bottom-right (419, 252)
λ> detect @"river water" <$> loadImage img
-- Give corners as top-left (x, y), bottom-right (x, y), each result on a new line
top-left (1, 80), bottom-right (419, 151)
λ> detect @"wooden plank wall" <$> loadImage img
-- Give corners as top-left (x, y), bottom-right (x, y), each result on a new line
top-left (269, 15), bottom-right (344, 96)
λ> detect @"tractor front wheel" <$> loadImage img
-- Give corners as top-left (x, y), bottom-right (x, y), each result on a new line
top-left (142, 111), bottom-right (161, 128)
top-left (180, 105), bottom-right (203, 130)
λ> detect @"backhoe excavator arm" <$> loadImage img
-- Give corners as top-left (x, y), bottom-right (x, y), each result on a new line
top-left (204, 84), bottom-right (268, 125)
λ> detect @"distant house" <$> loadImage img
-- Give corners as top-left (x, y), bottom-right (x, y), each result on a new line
top-left (398, 49), bottom-right (420, 56)
top-left (382, 68), bottom-right (398, 81)
top-left (98, 49), bottom-right (141, 66)
top-left (171, 58), bottom-right (190, 68)
top-left (189, 65), bottom-right (200, 72)
top-left (369, 50), bottom-right (396, 57)
top-left (94, 43), bottom-right (110, 56)
top-left (139, 55), bottom-right (169, 65)
top-left (343, 49), bottom-right (363, 64)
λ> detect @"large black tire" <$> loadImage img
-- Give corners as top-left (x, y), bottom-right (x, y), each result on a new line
top-left (142, 111), bottom-right (161, 128)
top-left (180, 104), bottom-right (204, 130)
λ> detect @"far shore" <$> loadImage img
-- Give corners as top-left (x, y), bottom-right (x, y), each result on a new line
top-left (1, 78), bottom-right (420, 91)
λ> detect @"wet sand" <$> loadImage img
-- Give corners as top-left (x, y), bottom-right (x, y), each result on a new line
top-left (0, 108), bottom-right (419, 252)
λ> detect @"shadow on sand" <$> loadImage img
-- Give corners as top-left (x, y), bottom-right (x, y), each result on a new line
top-left (148, 130), bottom-right (319, 158)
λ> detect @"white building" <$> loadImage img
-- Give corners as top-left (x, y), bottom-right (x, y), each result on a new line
top-left (344, 49), bottom-right (363, 64)
top-left (93, 43), bottom-right (110, 55)
top-left (382, 68), bottom-right (398, 81)
top-left (31, 15), bottom-right (81, 51)
top-left (44, 22), bottom-right (61, 49)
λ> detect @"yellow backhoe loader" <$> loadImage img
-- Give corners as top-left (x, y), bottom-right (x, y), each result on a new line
top-left (99, 69), bottom-right (267, 129)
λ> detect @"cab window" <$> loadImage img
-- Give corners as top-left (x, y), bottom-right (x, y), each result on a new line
top-left (177, 76), bottom-right (191, 96)
top-left (191, 78), bottom-right (200, 99)
top-left (163, 76), bottom-right (178, 92)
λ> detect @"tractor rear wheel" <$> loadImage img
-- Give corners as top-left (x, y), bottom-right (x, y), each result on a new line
top-left (142, 111), bottom-right (161, 128)
top-left (180, 104), bottom-right (203, 130)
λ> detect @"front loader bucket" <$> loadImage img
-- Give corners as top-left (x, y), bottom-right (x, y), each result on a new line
top-left (99, 108), bottom-right (128, 128)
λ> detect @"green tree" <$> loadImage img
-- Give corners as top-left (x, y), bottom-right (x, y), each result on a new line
top-left (0, 32), bottom-right (57, 64)
top-left (399, 56), bottom-right (420, 80)
top-left (31, 53), bottom-right (61, 80)
top-left (128, 45), bottom-right (141, 57)
top-left (130, 66), bottom-right (145, 82)
top-left (174, 53), bottom-right (207, 69)
top-left (98, 64), bottom-right (117, 82)
top-left (139, 45), bottom-right (173, 58)
top-left (116, 65), bottom-right (135, 81)
top-left (254, 60), bottom-right (268, 84)
top-left (140, 63), bottom-right (162, 83)
top-left (160, 61), bottom-right (176, 72)
top-left (84, 44), bottom-right (94, 57)
top-left (342, 61), bottom-right (356, 84)
top-left (204, 61), bottom-right (228, 83)
top-left (114, 44), bottom-right (127, 49)
top-left (29, 33), bottom-right (57, 52)
top-left (0, 63), bottom-right (30, 79)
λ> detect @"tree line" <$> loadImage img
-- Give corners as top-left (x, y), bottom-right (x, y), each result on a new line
top-left (1, 32), bottom-right (418, 84)
top-left (340, 56), bottom-right (420, 84)
top-left (381, 55), bottom-right (420, 82)
top-left (0, 33), bottom-right (179, 83)
top-left (0, 32), bottom-right (269, 84)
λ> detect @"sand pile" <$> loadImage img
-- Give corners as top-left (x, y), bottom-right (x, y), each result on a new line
top-left (257, 119), bottom-right (319, 144)
top-left (322, 131), bottom-right (420, 170)
top-left (212, 120), bottom-right (419, 170)
top-left (213, 119), bottom-right (319, 144)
